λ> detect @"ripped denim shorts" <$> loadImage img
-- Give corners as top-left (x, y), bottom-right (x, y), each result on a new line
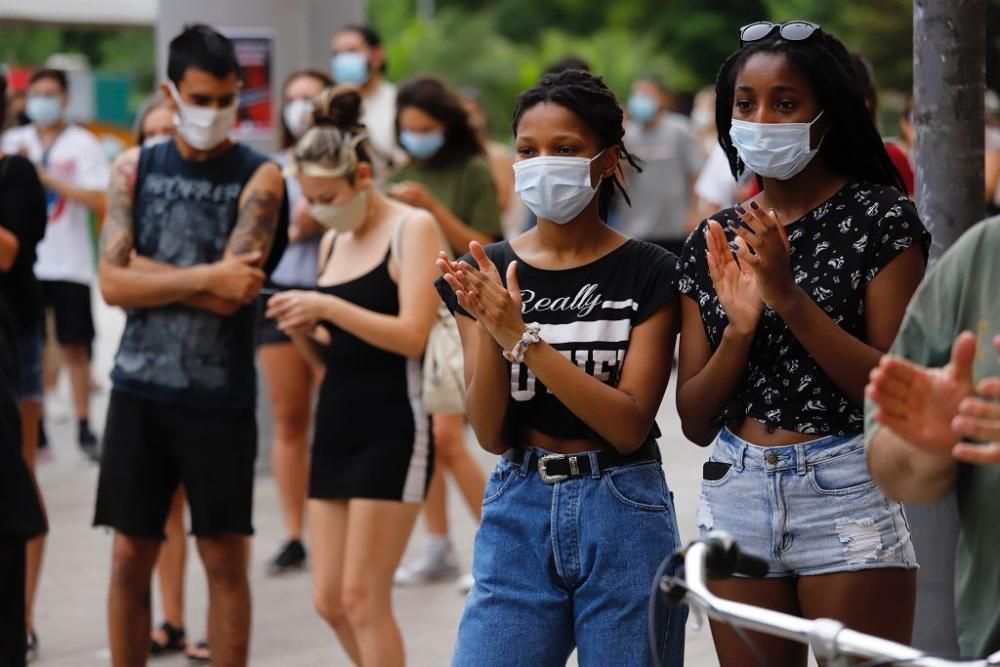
top-left (697, 427), bottom-right (918, 577)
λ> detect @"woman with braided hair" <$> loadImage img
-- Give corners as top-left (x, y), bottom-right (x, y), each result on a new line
top-left (436, 69), bottom-right (686, 666)
top-left (676, 22), bottom-right (927, 666)
top-left (265, 84), bottom-right (441, 665)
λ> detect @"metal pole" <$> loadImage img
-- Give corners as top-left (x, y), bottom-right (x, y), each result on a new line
top-left (908, 0), bottom-right (985, 655)
top-left (913, 0), bottom-right (986, 261)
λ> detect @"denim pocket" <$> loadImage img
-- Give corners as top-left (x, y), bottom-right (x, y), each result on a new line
top-left (807, 447), bottom-right (877, 496)
top-left (604, 463), bottom-right (669, 512)
top-left (482, 459), bottom-right (519, 506)
top-left (700, 456), bottom-right (737, 487)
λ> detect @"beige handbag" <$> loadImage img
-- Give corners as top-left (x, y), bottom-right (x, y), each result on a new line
top-left (390, 217), bottom-right (466, 415)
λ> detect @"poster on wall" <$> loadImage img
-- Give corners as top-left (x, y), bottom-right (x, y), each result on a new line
top-left (221, 28), bottom-right (274, 139)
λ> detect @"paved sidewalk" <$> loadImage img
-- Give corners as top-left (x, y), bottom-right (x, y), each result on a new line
top-left (30, 297), bottom-right (721, 666)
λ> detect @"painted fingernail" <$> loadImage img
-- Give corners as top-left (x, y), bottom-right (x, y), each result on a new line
top-left (749, 200), bottom-right (760, 211)
top-left (728, 242), bottom-right (740, 252)
top-left (734, 204), bottom-right (746, 215)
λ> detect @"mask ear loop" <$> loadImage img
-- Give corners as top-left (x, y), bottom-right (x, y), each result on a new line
top-left (807, 110), bottom-right (826, 151)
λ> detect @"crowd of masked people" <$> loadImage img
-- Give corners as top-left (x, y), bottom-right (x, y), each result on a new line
top-left (1, 17), bottom-right (999, 667)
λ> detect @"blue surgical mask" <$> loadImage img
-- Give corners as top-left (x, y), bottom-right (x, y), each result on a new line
top-left (627, 93), bottom-right (659, 124)
top-left (400, 130), bottom-right (445, 160)
top-left (26, 95), bottom-right (63, 128)
top-left (331, 52), bottom-right (370, 87)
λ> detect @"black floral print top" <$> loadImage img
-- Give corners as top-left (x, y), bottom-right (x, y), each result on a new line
top-left (678, 181), bottom-right (930, 436)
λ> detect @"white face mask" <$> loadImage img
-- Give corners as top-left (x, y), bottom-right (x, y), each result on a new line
top-left (310, 189), bottom-right (369, 233)
top-left (283, 98), bottom-right (314, 139)
top-left (167, 82), bottom-right (237, 151)
top-left (729, 111), bottom-right (824, 181)
top-left (513, 151), bottom-right (605, 225)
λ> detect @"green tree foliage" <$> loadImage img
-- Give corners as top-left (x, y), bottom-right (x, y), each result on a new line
top-left (0, 26), bottom-right (155, 111)
top-left (368, 0), bottom-right (948, 138)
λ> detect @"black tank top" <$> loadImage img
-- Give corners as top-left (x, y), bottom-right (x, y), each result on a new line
top-left (111, 140), bottom-right (288, 408)
top-left (317, 237), bottom-right (403, 381)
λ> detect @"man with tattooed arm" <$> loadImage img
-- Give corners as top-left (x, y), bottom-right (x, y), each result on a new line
top-left (91, 25), bottom-right (286, 667)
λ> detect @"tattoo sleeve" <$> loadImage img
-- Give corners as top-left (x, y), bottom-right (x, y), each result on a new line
top-left (226, 188), bottom-right (281, 262)
top-left (100, 150), bottom-right (138, 266)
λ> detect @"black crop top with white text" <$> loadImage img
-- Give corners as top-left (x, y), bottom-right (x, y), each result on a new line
top-left (677, 181), bottom-right (930, 436)
top-left (436, 239), bottom-right (677, 445)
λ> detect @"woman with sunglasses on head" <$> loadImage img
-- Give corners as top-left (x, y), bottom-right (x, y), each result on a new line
top-left (265, 85), bottom-right (440, 666)
top-left (437, 69), bottom-right (685, 667)
top-left (676, 21), bottom-right (929, 665)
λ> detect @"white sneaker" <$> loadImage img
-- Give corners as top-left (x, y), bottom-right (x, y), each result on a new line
top-left (394, 541), bottom-right (460, 586)
top-left (456, 573), bottom-right (475, 594)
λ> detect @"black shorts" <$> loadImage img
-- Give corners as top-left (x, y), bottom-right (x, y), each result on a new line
top-left (94, 390), bottom-right (257, 540)
top-left (255, 293), bottom-right (290, 346)
top-left (40, 280), bottom-right (95, 346)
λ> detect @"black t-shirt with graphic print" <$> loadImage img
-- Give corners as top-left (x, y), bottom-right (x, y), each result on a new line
top-left (436, 239), bottom-right (678, 444)
top-left (678, 181), bottom-right (930, 436)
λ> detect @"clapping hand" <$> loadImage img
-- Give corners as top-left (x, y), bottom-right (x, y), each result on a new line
top-left (437, 241), bottom-right (524, 351)
top-left (705, 218), bottom-right (763, 335)
top-left (867, 332), bottom-right (979, 458)
top-left (951, 335), bottom-right (1000, 464)
top-left (725, 200), bottom-right (798, 311)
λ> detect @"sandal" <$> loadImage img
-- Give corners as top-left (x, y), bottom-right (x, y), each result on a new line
top-left (186, 640), bottom-right (210, 663)
top-left (150, 622), bottom-right (186, 656)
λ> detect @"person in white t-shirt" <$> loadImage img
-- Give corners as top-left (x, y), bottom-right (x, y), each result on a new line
top-left (690, 144), bottom-right (756, 222)
top-left (329, 24), bottom-right (408, 179)
top-left (1, 68), bottom-right (109, 459)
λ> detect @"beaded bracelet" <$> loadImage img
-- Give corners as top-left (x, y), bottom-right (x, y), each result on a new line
top-left (503, 324), bottom-right (542, 363)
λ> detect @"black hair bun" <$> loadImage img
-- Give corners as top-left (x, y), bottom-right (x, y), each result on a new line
top-left (313, 84), bottom-right (364, 131)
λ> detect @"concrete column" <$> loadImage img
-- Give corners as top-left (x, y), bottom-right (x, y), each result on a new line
top-left (909, 0), bottom-right (986, 654)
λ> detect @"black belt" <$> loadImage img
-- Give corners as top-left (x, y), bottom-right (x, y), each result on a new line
top-left (502, 440), bottom-right (660, 484)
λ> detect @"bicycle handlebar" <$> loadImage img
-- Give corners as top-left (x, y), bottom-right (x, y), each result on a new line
top-left (662, 533), bottom-right (999, 667)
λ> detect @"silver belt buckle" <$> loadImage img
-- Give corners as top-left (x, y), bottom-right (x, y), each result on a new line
top-left (538, 454), bottom-right (569, 484)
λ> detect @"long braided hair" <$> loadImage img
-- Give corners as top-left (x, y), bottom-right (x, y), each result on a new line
top-left (714, 28), bottom-right (905, 192)
top-left (512, 69), bottom-right (641, 221)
